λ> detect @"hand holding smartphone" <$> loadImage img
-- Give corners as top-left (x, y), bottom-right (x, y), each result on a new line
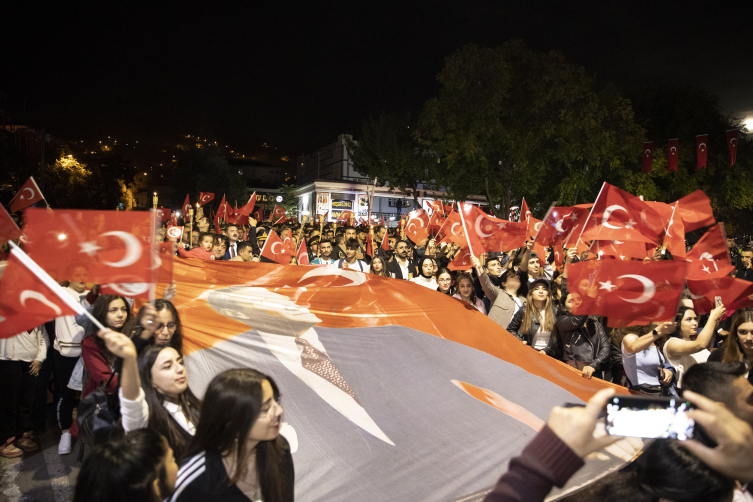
top-left (605, 395), bottom-right (695, 440)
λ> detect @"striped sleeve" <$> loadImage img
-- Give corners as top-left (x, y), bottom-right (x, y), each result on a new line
top-left (169, 452), bottom-right (208, 502)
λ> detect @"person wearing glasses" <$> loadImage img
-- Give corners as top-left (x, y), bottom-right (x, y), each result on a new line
top-left (125, 300), bottom-right (183, 355)
top-left (436, 268), bottom-right (453, 296)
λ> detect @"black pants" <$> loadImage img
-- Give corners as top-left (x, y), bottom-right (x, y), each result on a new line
top-left (0, 360), bottom-right (37, 444)
top-left (32, 345), bottom-right (55, 430)
top-left (53, 352), bottom-right (79, 431)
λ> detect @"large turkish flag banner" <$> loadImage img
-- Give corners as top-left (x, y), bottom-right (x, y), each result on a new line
top-left (198, 192), bottom-right (215, 207)
top-left (0, 244), bottom-right (85, 338)
top-left (460, 203), bottom-right (527, 254)
top-left (686, 223), bottom-right (734, 279)
top-left (22, 208), bottom-right (155, 284)
top-left (566, 259), bottom-right (687, 327)
top-left (9, 177), bottom-right (44, 213)
top-left (581, 183), bottom-right (661, 245)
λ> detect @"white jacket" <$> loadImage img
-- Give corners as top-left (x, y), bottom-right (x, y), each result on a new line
top-left (0, 326), bottom-right (49, 362)
top-left (53, 287), bottom-right (88, 357)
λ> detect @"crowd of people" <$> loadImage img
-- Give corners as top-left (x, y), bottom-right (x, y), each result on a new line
top-left (2, 209), bottom-right (753, 502)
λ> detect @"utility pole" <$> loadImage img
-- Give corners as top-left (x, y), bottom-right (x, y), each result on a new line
top-left (39, 128), bottom-right (45, 196)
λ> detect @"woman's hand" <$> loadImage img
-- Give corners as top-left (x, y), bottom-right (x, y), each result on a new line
top-left (660, 368), bottom-right (673, 385)
top-left (162, 284), bottom-right (177, 302)
top-left (29, 360), bottom-right (42, 377)
top-left (709, 304), bottom-right (726, 323)
top-left (581, 365), bottom-right (595, 379)
top-left (139, 303), bottom-right (159, 338)
top-left (97, 329), bottom-right (137, 360)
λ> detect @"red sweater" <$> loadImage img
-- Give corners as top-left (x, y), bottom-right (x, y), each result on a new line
top-left (72, 336), bottom-right (119, 437)
top-left (178, 247), bottom-right (215, 260)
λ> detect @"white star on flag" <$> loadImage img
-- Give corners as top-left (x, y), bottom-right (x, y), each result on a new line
top-left (79, 241), bottom-right (102, 256)
top-left (599, 280), bottom-right (617, 292)
top-left (701, 265), bottom-right (711, 274)
top-left (625, 219), bottom-right (637, 229)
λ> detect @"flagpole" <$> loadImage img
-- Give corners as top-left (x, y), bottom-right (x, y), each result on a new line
top-left (457, 202), bottom-right (476, 258)
top-left (150, 208), bottom-right (158, 303)
top-left (8, 242), bottom-right (106, 331)
top-left (575, 182), bottom-right (606, 247)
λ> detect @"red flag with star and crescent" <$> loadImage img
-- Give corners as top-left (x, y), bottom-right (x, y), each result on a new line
top-left (667, 139), bottom-right (679, 172)
top-left (435, 211), bottom-right (467, 248)
top-left (0, 204), bottom-right (21, 244)
top-left (237, 193), bottom-right (257, 216)
top-left (642, 142), bottom-right (653, 173)
top-left (580, 183), bottom-right (661, 245)
top-left (0, 243), bottom-right (87, 339)
top-left (100, 241), bottom-right (175, 299)
top-left (182, 195), bottom-right (192, 218)
top-left (22, 208), bottom-right (155, 284)
top-left (405, 209), bottom-right (430, 243)
top-left (727, 129), bottom-right (739, 166)
top-left (9, 177), bottom-right (44, 213)
top-left (297, 239), bottom-right (311, 266)
top-left (687, 276), bottom-right (753, 316)
top-left (260, 230), bottom-right (294, 265)
top-left (675, 190), bottom-right (715, 232)
top-left (271, 205), bottom-right (287, 222)
top-left (520, 198), bottom-right (531, 222)
top-left (252, 207), bottom-right (263, 222)
top-left (459, 203), bottom-right (527, 255)
top-left (562, 204), bottom-right (593, 249)
top-left (696, 135), bottom-right (708, 170)
top-left (566, 259), bottom-right (687, 327)
top-left (686, 223), bottom-right (735, 280)
top-left (448, 246), bottom-right (473, 271)
top-left (198, 192), bottom-right (215, 207)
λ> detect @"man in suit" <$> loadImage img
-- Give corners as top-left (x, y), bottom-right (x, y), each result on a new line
top-left (385, 240), bottom-right (417, 279)
top-left (223, 224), bottom-right (241, 260)
top-left (185, 277), bottom-right (628, 502)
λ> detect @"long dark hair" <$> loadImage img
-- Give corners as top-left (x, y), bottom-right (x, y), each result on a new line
top-left (724, 310), bottom-right (753, 364)
top-left (85, 295), bottom-right (131, 366)
top-left (369, 256), bottom-right (388, 277)
top-left (124, 300), bottom-right (183, 353)
top-left (436, 268), bottom-right (453, 295)
top-left (672, 305), bottom-right (696, 339)
top-left (73, 429), bottom-right (173, 502)
top-left (184, 369), bottom-right (292, 502)
top-left (455, 272), bottom-right (477, 304)
top-left (138, 345), bottom-right (201, 459)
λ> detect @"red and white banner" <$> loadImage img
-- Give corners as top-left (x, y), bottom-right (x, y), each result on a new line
top-left (0, 204), bottom-right (21, 244)
top-left (9, 177), bottom-right (44, 213)
top-left (405, 209), bottom-right (430, 243)
top-left (667, 138), bottom-right (679, 172)
top-left (100, 242), bottom-right (175, 299)
top-left (0, 243), bottom-right (86, 338)
top-left (686, 223), bottom-right (734, 279)
top-left (696, 134), bottom-right (708, 170)
top-left (260, 230), bottom-right (294, 265)
top-left (166, 226), bottom-right (184, 241)
top-left (459, 203), bottom-right (527, 256)
top-left (727, 129), bottom-right (739, 166)
top-left (642, 142), bottom-right (653, 173)
top-left (297, 239), bottom-right (310, 266)
top-left (198, 192), bottom-right (215, 207)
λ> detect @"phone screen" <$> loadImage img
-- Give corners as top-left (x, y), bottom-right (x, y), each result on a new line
top-left (605, 396), bottom-right (695, 440)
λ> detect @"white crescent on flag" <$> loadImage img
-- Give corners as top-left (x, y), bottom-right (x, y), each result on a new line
top-left (99, 231), bottom-right (143, 268)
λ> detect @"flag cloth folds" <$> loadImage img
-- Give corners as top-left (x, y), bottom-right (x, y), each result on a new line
top-left (198, 192), bottom-right (215, 207)
top-left (0, 204), bottom-right (21, 244)
top-left (727, 129), bottom-right (739, 166)
top-left (237, 193), bottom-right (257, 216)
top-left (9, 177), bottom-right (44, 213)
top-left (435, 211), bottom-right (467, 248)
top-left (182, 195), bottom-right (192, 218)
top-left (404, 209), bottom-right (430, 243)
top-left (686, 223), bottom-right (734, 279)
top-left (100, 242), bottom-right (174, 299)
top-left (22, 208), bottom-right (155, 284)
top-left (155, 259), bottom-right (631, 502)
top-left (260, 230), bottom-right (294, 265)
top-left (0, 243), bottom-right (86, 339)
top-left (252, 207), bottom-right (264, 222)
top-left (696, 134), bottom-right (708, 170)
top-left (336, 210), bottom-right (354, 223)
top-left (297, 239), bottom-right (310, 266)
top-left (566, 259), bottom-right (687, 327)
top-left (667, 138), bottom-right (679, 172)
top-left (520, 198), bottom-right (531, 222)
top-left (675, 190), bottom-right (715, 232)
top-left (580, 183), bottom-right (661, 245)
top-left (687, 276), bottom-right (753, 315)
top-left (642, 142), bottom-right (653, 173)
top-left (271, 204), bottom-right (287, 222)
top-left (459, 203), bottom-right (527, 254)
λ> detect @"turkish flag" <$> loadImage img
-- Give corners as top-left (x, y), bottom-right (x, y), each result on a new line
top-left (727, 129), bottom-right (739, 166)
top-left (252, 207), bottom-right (264, 222)
top-left (100, 242), bottom-right (175, 299)
top-left (675, 190), bottom-right (715, 232)
top-left (696, 135), bottom-right (708, 170)
top-left (428, 210), bottom-right (446, 236)
top-left (182, 195), bottom-right (192, 218)
top-left (238, 193), bottom-right (256, 216)
top-left (425, 200), bottom-right (443, 215)
top-left (0, 204), bottom-right (21, 244)
top-left (155, 207), bottom-right (170, 223)
top-left (459, 203), bottom-right (527, 255)
top-left (520, 198), bottom-right (531, 222)
top-left (567, 259), bottom-right (686, 327)
top-left (687, 276), bottom-right (753, 315)
top-left (436, 211), bottom-right (468, 248)
top-left (562, 205), bottom-right (593, 249)
top-left (336, 210), bottom-right (354, 223)
top-left (23, 208), bottom-right (155, 284)
top-left (260, 230), bottom-right (294, 265)
top-left (283, 236), bottom-right (297, 254)
top-left (581, 183), bottom-right (661, 245)
top-left (379, 215), bottom-right (386, 226)
top-left (662, 202), bottom-right (687, 259)
top-left (216, 195), bottom-right (228, 221)
top-left (642, 142), bottom-right (653, 173)
top-left (271, 205), bottom-right (287, 221)
top-left (405, 209), bottom-right (430, 243)
top-left (448, 247), bottom-right (473, 271)
top-left (366, 231), bottom-right (374, 257)
top-left (687, 223), bottom-right (734, 279)
top-left (198, 192), bottom-right (215, 207)
top-left (381, 230), bottom-right (390, 252)
top-left (667, 138), bottom-right (679, 172)
top-left (533, 206), bottom-right (577, 247)
top-left (213, 209), bottom-right (222, 234)
top-left (9, 177), bottom-right (44, 213)
top-left (0, 244), bottom-right (86, 339)
top-left (297, 239), bottom-right (310, 266)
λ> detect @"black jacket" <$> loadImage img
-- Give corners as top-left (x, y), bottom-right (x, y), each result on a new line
top-left (507, 305), bottom-right (558, 346)
top-left (544, 313), bottom-right (611, 371)
top-left (386, 257), bottom-right (418, 280)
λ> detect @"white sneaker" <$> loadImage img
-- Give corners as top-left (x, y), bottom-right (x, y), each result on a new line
top-left (58, 431), bottom-right (72, 455)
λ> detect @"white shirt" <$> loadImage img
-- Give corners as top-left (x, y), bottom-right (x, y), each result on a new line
top-left (531, 310), bottom-right (551, 350)
top-left (663, 340), bottom-right (710, 387)
top-left (54, 287), bottom-right (88, 357)
top-left (228, 241), bottom-right (237, 258)
top-left (119, 388), bottom-right (196, 435)
top-left (410, 276), bottom-right (438, 290)
top-left (0, 326), bottom-right (49, 362)
top-left (396, 257), bottom-right (410, 279)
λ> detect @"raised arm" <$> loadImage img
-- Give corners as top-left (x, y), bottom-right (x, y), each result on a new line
top-left (622, 322), bottom-right (674, 354)
top-left (665, 305), bottom-right (725, 360)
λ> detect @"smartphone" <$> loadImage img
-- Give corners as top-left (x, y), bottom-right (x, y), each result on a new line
top-left (605, 395), bottom-right (695, 440)
top-left (715, 296), bottom-right (723, 308)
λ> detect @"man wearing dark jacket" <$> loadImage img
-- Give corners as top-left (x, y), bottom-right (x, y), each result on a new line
top-left (386, 240), bottom-right (418, 280)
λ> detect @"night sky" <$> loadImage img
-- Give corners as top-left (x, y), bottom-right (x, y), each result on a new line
top-left (4, 1), bottom-right (752, 155)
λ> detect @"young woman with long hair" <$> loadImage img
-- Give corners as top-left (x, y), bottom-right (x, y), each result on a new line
top-left (73, 428), bottom-right (178, 502)
top-left (614, 322), bottom-right (676, 395)
top-left (410, 257), bottom-right (439, 290)
top-left (507, 278), bottom-right (556, 349)
top-left (436, 268), bottom-right (453, 295)
top-left (452, 272), bottom-right (485, 314)
top-left (713, 310), bottom-right (753, 371)
top-left (369, 256), bottom-right (389, 277)
top-left (172, 369), bottom-right (294, 502)
top-left (124, 300), bottom-right (183, 355)
top-left (663, 304), bottom-right (725, 386)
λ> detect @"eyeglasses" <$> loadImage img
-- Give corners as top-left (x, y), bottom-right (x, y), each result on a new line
top-left (259, 398), bottom-right (283, 419)
top-left (156, 322), bottom-right (177, 332)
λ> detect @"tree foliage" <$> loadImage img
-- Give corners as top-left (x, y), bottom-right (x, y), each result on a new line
top-left (417, 41), bottom-right (645, 217)
top-left (171, 147), bottom-right (248, 210)
top-left (346, 114), bottom-right (435, 209)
